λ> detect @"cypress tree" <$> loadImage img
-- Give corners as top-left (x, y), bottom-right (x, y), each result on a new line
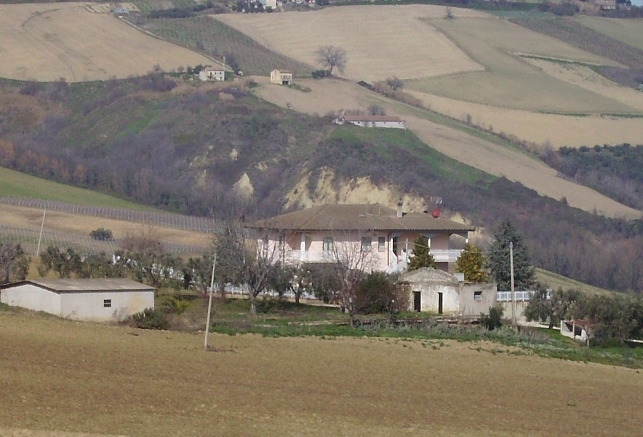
top-left (487, 220), bottom-right (535, 291)
top-left (407, 236), bottom-right (435, 271)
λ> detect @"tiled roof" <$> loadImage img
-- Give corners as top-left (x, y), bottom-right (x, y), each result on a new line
top-left (1, 279), bottom-right (155, 293)
top-left (250, 204), bottom-right (474, 232)
top-left (343, 115), bottom-right (402, 122)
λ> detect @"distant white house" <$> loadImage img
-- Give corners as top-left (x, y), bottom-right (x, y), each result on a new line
top-left (199, 68), bottom-right (226, 82)
top-left (336, 115), bottom-right (406, 129)
top-left (0, 279), bottom-right (154, 322)
top-left (270, 69), bottom-right (292, 85)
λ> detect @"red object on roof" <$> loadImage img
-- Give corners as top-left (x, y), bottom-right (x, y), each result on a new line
top-left (431, 208), bottom-right (440, 218)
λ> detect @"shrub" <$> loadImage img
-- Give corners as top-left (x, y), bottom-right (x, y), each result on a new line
top-left (160, 296), bottom-right (191, 315)
top-left (354, 272), bottom-right (403, 316)
top-left (480, 304), bottom-right (504, 331)
top-left (90, 228), bottom-right (113, 241)
top-left (312, 69), bottom-right (330, 79)
top-left (130, 308), bottom-right (169, 330)
top-left (254, 296), bottom-right (277, 314)
top-left (19, 81), bottom-right (41, 96)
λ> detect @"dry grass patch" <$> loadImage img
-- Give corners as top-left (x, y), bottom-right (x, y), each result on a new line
top-left (408, 90), bottom-right (643, 148)
top-left (1, 313), bottom-right (643, 436)
top-left (0, 3), bottom-right (211, 82)
top-left (0, 204), bottom-right (209, 247)
top-left (215, 5), bottom-right (485, 82)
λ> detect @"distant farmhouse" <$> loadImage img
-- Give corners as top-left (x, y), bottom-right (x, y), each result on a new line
top-left (0, 279), bottom-right (154, 322)
top-left (199, 67), bottom-right (226, 82)
top-left (270, 69), bottom-right (292, 85)
top-left (112, 7), bottom-right (130, 15)
top-left (592, 0), bottom-right (616, 10)
top-left (335, 114), bottom-right (406, 129)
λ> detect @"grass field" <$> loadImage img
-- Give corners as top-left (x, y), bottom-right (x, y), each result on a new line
top-left (215, 5), bottom-right (486, 82)
top-left (0, 3), bottom-right (211, 82)
top-left (1, 310), bottom-right (643, 436)
top-left (511, 16), bottom-right (643, 69)
top-left (140, 16), bottom-right (312, 76)
top-left (407, 17), bottom-right (633, 115)
top-left (407, 90), bottom-right (643, 148)
top-left (0, 167), bottom-right (153, 210)
top-left (535, 268), bottom-right (613, 295)
top-left (575, 16), bottom-right (643, 52)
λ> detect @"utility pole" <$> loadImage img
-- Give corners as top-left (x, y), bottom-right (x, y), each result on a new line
top-left (204, 253), bottom-right (217, 351)
top-left (36, 209), bottom-right (46, 257)
top-left (510, 241), bottom-right (516, 326)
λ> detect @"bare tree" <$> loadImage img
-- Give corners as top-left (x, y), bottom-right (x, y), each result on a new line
top-left (315, 45), bottom-right (348, 75)
top-left (327, 230), bottom-right (377, 326)
top-left (214, 220), bottom-right (280, 315)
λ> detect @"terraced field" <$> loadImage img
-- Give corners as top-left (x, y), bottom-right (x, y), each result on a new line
top-left (0, 2), bottom-right (211, 81)
top-left (215, 5), bottom-right (486, 82)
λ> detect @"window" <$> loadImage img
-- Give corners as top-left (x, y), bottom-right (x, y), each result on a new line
top-left (323, 237), bottom-right (334, 253)
top-left (103, 299), bottom-right (112, 308)
top-left (378, 237), bottom-right (386, 252)
top-left (474, 291), bottom-right (482, 301)
top-left (361, 236), bottom-right (372, 252)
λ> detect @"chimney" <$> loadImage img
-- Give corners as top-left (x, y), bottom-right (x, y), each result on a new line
top-left (396, 201), bottom-right (403, 218)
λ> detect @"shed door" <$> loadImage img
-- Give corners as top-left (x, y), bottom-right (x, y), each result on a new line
top-left (413, 292), bottom-right (421, 312)
top-left (438, 292), bottom-right (443, 315)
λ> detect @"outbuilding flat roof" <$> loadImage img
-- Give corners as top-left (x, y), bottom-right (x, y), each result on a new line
top-left (250, 204), bottom-right (475, 232)
top-left (1, 279), bottom-right (154, 293)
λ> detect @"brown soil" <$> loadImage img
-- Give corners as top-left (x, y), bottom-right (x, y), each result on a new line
top-left (0, 313), bottom-right (642, 436)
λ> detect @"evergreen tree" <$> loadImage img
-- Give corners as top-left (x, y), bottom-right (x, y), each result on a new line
top-left (455, 243), bottom-right (488, 283)
top-left (487, 220), bottom-right (535, 291)
top-left (407, 236), bottom-right (434, 271)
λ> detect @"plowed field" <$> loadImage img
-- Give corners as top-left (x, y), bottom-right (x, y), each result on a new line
top-left (1, 313), bottom-right (642, 436)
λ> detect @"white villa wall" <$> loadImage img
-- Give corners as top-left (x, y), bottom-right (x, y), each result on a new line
top-left (60, 291), bottom-right (154, 322)
top-left (1, 284), bottom-right (61, 315)
top-left (260, 228), bottom-right (463, 274)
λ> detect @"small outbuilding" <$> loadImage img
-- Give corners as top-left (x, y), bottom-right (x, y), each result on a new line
top-left (270, 69), bottom-right (292, 85)
top-left (199, 68), bottom-right (226, 82)
top-left (399, 268), bottom-right (496, 317)
top-left (0, 279), bottom-right (154, 322)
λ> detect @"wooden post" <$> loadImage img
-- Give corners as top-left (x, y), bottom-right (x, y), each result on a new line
top-left (204, 254), bottom-right (217, 351)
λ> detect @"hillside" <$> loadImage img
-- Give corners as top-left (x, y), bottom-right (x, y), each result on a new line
top-left (0, 76), bottom-right (641, 292)
top-left (0, 166), bottom-right (154, 209)
top-left (0, 2), bottom-right (212, 81)
top-left (215, 6), bottom-right (643, 148)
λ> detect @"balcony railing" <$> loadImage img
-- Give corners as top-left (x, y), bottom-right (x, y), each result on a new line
top-left (430, 249), bottom-right (463, 263)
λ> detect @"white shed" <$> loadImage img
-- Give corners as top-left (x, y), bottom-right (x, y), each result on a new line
top-left (0, 279), bottom-right (155, 322)
top-left (399, 268), bottom-right (496, 317)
